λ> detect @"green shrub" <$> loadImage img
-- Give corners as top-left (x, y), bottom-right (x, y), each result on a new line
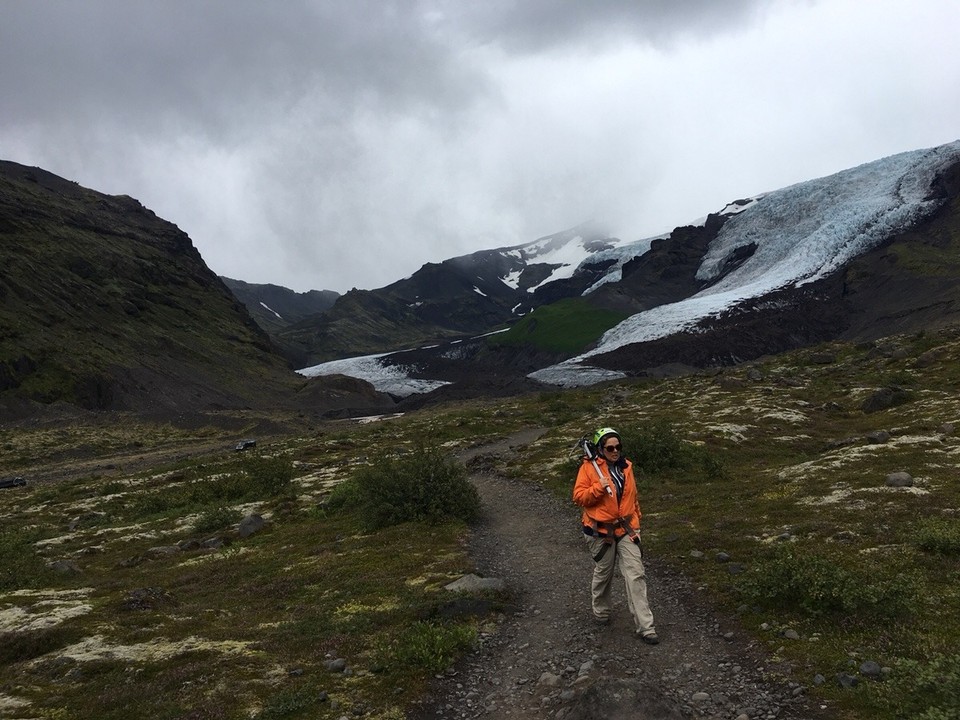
top-left (623, 420), bottom-right (727, 481)
top-left (913, 518), bottom-right (960, 556)
top-left (330, 445), bottom-right (480, 530)
top-left (123, 455), bottom-right (295, 521)
top-left (738, 545), bottom-right (919, 619)
top-left (0, 627), bottom-right (85, 665)
top-left (238, 454), bottom-right (295, 497)
top-left (201, 454), bottom-right (295, 502)
top-left (0, 528), bottom-right (50, 591)
top-left (193, 506), bottom-right (240, 534)
top-left (97, 480), bottom-right (126, 496)
top-left (127, 490), bottom-right (183, 518)
top-left (878, 653), bottom-right (960, 719)
top-left (383, 620), bottom-right (476, 673)
top-left (254, 681), bottom-right (329, 719)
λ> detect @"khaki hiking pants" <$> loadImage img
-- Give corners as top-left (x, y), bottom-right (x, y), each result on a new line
top-left (584, 534), bottom-right (656, 637)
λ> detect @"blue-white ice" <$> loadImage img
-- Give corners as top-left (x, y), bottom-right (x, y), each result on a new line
top-left (532, 141), bottom-right (960, 386)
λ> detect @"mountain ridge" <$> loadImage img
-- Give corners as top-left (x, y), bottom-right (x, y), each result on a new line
top-left (4, 139), bottom-right (959, 418)
top-left (297, 140), bottom-right (960, 398)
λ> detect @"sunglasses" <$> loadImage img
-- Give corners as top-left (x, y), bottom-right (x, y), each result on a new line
top-left (603, 444), bottom-right (622, 452)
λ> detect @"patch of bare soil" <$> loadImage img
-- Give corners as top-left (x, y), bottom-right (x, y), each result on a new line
top-left (410, 430), bottom-right (829, 720)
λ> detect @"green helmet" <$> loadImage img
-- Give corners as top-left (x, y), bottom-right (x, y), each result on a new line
top-left (592, 427), bottom-right (620, 447)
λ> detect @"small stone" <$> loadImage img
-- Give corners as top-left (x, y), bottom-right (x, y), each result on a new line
top-left (689, 550), bottom-right (704, 559)
top-left (324, 658), bottom-right (347, 673)
top-left (885, 472), bottom-right (913, 488)
top-left (859, 660), bottom-right (882, 678)
top-left (539, 671), bottom-right (561, 687)
top-left (146, 545), bottom-right (180, 557)
top-left (238, 513), bottom-right (266, 538)
top-left (783, 629), bottom-right (800, 640)
top-left (444, 574), bottom-right (506, 593)
top-left (47, 559), bottom-right (81, 574)
top-left (837, 673), bottom-right (858, 688)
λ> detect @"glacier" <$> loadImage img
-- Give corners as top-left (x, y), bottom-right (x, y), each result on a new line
top-left (531, 140), bottom-right (960, 386)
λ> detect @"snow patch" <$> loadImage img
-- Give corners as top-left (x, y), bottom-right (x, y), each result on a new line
top-left (299, 353), bottom-right (450, 397)
top-left (259, 301), bottom-right (282, 320)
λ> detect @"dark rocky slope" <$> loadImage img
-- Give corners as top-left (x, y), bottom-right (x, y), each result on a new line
top-left (0, 160), bottom-right (394, 419)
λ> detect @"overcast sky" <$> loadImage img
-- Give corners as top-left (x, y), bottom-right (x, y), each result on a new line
top-left (3, 1), bottom-right (959, 294)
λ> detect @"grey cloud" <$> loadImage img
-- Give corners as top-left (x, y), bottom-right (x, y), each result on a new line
top-left (2, 0), bottom-right (957, 295)
top-left (443, 0), bottom-right (779, 52)
top-left (0, 0), bottom-right (486, 136)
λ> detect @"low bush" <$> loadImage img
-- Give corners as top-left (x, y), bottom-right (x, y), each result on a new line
top-left (738, 545), bottom-right (919, 619)
top-left (328, 445), bottom-right (480, 530)
top-left (125, 455), bottom-right (295, 521)
top-left (913, 518), bottom-right (960, 556)
top-left (0, 627), bottom-right (85, 666)
top-left (254, 682), bottom-right (329, 719)
top-left (877, 653), bottom-right (960, 719)
top-left (383, 620), bottom-right (477, 673)
top-left (0, 528), bottom-right (50, 591)
top-left (623, 420), bottom-right (727, 481)
top-left (193, 505), bottom-right (240, 534)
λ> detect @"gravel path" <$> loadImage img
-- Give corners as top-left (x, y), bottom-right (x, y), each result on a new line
top-left (411, 430), bottom-right (827, 720)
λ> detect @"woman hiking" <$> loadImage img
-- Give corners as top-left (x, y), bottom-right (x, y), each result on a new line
top-left (573, 426), bottom-right (659, 644)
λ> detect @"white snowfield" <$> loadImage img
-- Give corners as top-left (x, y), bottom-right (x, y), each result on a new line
top-left (298, 351), bottom-right (451, 398)
top-left (300, 140), bottom-right (960, 394)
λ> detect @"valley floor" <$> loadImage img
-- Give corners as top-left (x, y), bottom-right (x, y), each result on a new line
top-left (410, 429), bottom-right (827, 720)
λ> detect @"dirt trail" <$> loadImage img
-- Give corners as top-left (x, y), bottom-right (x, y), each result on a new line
top-left (411, 429), bottom-right (826, 720)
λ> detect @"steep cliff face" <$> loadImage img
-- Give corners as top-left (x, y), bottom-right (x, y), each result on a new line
top-left (0, 161), bottom-right (392, 417)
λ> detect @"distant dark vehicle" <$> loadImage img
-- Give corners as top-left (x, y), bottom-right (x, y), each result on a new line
top-left (235, 439), bottom-right (257, 452)
top-left (0, 476), bottom-right (27, 489)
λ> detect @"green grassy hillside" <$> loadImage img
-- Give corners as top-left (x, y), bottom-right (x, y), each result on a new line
top-left (487, 297), bottom-right (629, 354)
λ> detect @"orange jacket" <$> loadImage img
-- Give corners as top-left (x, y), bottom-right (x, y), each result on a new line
top-left (572, 455), bottom-right (642, 538)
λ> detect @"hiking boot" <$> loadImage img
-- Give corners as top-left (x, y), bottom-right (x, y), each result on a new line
top-left (639, 632), bottom-right (660, 645)
top-left (593, 615), bottom-right (610, 626)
